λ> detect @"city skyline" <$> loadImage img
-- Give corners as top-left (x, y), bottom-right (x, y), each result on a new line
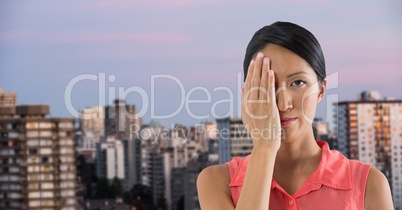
top-left (1, 85), bottom-right (401, 208)
top-left (1, 0), bottom-right (401, 128)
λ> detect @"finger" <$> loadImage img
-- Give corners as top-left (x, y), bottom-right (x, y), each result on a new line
top-left (268, 70), bottom-right (276, 106)
top-left (244, 59), bottom-right (254, 92)
top-left (268, 70), bottom-right (280, 123)
top-left (241, 87), bottom-right (246, 109)
top-left (259, 57), bottom-right (269, 101)
top-left (241, 88), bottom-right (249, 122)
top-left (242, 80), bottom-right (250, 119)
top-left (250, 52), bottom-right (263, 99)
top-left (244, 59), bottom-right (254, 98)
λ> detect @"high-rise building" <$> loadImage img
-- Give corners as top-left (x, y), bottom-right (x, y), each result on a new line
top-left (139, 121), bottom-right (204, 208)
top-left (0, 105), bottom-right (77, 210)
top-left (80, 106), bottom-right (105, 141)
top-left (195, 121), bottom-right (217, 152)
top-left (334, 91), bottom-right (402, 208)
top-left (185, 153), bottom-right (217, 210)
top-left (196, 121), bottom-right (218, 162)
top-left (95, 137), bottom-right (125, 180)
top-left (141, 121), bottom-right (174, 205)
top-left (95, 136), bottom-right (143, 192)
top-left (170, 167), bottom-right (185, 210)
top-left (313, 118), bottom-right (338, 150)
top-left (77, 106), bottom-right (105, 162)
top-left (217, 117), bottom-right (252, 164)
top-left (139, 121), bottom-right (169, 206)
top-left (75, 131), bottom-right (96, 162)
top-left (312, 118), bottom-right (328, 139)
top-left (122, 138), bottom-right (142, 190)
top-left (105, 99), bottom-right (142, 140)
top-left (104, 99), bottom-right (142, 191)
top-left (0, 88), bottom-right (17, 107)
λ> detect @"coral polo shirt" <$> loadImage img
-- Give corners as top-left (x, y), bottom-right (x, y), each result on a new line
top-left (226, 140), bottom-right (371, 210)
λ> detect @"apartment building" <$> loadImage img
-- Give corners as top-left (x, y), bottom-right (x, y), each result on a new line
top-left (0, 105), bottom-right (77, 210)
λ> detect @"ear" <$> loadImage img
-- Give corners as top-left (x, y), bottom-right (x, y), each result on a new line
top-left (317, 78), bottom-right (327, 104)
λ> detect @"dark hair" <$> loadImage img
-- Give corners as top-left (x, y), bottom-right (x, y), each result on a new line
top-left (243, 21), bottom-right (326, 83)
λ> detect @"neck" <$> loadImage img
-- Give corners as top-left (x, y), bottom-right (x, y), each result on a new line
top-left (274, 132), bottom-right (322, 173)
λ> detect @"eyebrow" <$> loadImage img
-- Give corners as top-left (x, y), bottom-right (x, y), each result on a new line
top-left (287, 71), bottom-right (309, 79)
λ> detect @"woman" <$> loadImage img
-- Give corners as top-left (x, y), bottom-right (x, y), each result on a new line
top-left (197, 21), bottom-right (394, 210)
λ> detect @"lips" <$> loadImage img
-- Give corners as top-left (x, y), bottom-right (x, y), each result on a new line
top-left (280, 117), bottom-right (297, 127)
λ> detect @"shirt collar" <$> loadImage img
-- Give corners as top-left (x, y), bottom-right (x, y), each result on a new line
top-left (312, 140), bottom-right (352, 190)
top-left (228, 140), bottom-right (352, 191)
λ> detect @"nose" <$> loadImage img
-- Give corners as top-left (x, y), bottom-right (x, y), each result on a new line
top-left (276, 87), bottom-right (293, 112)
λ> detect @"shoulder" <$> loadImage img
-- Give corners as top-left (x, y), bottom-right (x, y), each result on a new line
top-left (197, 164), bottom-right (231, 187)
top-left (197, 164), bottom-right (235, 209)
top-left (364, 167), bottom-right (394, 210)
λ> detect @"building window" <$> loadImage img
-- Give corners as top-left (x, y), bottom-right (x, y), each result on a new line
top-left (28, 192), bottom-right (40, 199)
top-left (41, 174), bottom-right (54, 181)
top-left (1, 141), bottom-right (7, 147)
top-left (28, 174), bottom-right (40, 181)
top-left (27, 131), bottom-right (39, 138)
top-left (28, 166), bottom-right (40, 172)
top-left (40, 148), bottom-right (52, 155)
top-left (39, 122), bottom-right (52, 129)
top-left (40, 131), bottom-right (52, 138)
top-left (41, 192), bottom-right (54, 198)
top-left (40, 140), bottom-right (52, 146)
top-left (61, 190), bottom-right (75, 197)
top-left (27, 140), bottom-right (39, 146)
top-left (42, 199), bottom-right (55, 206)
top-left (11, 124), bottom-right (19, 129)
top-left (29, 201), bottom-right (40, 207)
top-left (26, 123), bottom-right (38, 129)
top-left (1, 132), bottom-right (8, 138)
top-left (41, 165), bottom-right (53, 172)
top-left (28, 183), bottom-right (39, 190)
top-left (60, 182), bottom-right (75, 188)
top-left (28, 149), bottom-right (38, 155)
top-left (59, 122), bottom-right (73, 129)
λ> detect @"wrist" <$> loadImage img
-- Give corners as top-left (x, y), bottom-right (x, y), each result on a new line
top-left (252, 141), bottom-right (280, 154)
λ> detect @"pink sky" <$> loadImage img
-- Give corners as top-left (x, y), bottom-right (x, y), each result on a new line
top-left (1, 0), bottom-right (401, 127)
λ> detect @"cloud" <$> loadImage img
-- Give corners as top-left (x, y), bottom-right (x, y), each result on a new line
top-left (58, 32), bottom-right (192, 44)
top-left (88, 0), bottom-right (328, 10)
top-left (89, 0), bottom-right (226, 9)
top-left (0, 31), bottom-right (192, 45)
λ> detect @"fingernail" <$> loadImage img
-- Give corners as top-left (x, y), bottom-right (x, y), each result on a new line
top-left (269, 70), bottom-right (274, 77)
top-left (249, 59), bottom-right (254, 67)
top-left (263, 57), bottom-right (268, 66)
top-left (257, 52), bottom-right (263, 61)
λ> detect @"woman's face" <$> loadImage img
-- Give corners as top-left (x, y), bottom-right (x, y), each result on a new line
top-left (258, 44), bottom-right (327, 142)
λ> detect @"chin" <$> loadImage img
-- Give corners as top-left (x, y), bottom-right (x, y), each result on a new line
top-left (279, 129), bottom-right (299, 143)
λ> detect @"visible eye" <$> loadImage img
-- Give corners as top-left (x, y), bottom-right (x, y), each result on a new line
top-left (291, 80), bottom-right (306, 87)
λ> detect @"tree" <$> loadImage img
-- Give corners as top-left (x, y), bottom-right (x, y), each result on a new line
top-left (123, 191), bottom-right (133, 205)
top-left (130, 184), bottom-right (157, 210)
top-left (156, 193), bottom-right (168, 210)
top-left (94, 176), bottom-right (111, 198)
top-left (76, 155), bottom-right (96, 199)
top-left (110, 177), bottom-right (123, 197)
top-left (177, 196), bottom-right (184, 210)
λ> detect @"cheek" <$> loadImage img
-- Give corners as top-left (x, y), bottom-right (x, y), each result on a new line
top-left (300, 92), bottom-right (319, 125)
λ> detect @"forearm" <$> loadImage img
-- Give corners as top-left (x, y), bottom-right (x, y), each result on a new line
top-left (235, 145), bottom-right (277, 210)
